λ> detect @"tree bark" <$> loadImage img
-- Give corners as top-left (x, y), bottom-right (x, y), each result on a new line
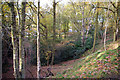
top-left (82, 2), bottom-right (85, 46)
top-left (51, 0), bottom-right (56, 65)
top-left (86, 17), bottom-right (91, 39)
top-left (104, 2), bottom-right (110, 51)
top-left (9, 2), bottom-right (19, 78)
top-left (17, 2), bottom-right (21, 78)
top-left (93, 2), bottom-right (99, 52)
top-left (117, 1), bottom-right (120, 40)
top-left (17, 2), bottom-right (26, 78)
top-left (53, 0), bottom-right (56, 41)
top-left (37, 0), bottom-right (41, 79)
top-left (104, 24), bottom-right (108, 51)
top-left (113, 14), bottom-right (117, 42)
top-left (117, 1), bottom-right (120, 78)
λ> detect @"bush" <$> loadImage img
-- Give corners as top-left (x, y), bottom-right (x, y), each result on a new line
top-left (58, 37), bottom-right (93, 62)
top-left (59, 45), bottom-right (75, 61)
top-left (74, 39), bottom-right (82, 47)
top-left (84, 37), bottom-right (93, 50)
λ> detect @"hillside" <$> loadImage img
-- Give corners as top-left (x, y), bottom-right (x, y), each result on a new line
top-left (53, 40), bottom-right (120, 78)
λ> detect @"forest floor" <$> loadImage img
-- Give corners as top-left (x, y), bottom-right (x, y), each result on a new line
top-left (2, 54), bottom-right (83, 78)
top-left (2, 37), bottom-right (120, 78)
top-left (54, 39), bottom-right (120, 78)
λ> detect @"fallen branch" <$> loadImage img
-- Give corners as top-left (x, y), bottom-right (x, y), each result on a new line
top-left (27, 69), bottom-right (34, 78)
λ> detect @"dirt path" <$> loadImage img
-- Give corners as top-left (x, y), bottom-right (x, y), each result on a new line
top-left (25, 58), bottom-right (81, 78)
top-left (2, 57), bottom-right (81, 78)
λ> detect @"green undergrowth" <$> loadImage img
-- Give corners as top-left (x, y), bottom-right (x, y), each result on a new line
top-left (54, 41), bottom-right (119, 78)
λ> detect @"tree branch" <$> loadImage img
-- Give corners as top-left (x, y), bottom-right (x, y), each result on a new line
top-left (97, 6), bottom-right (115, 14)
top-left (27, 2), bottom-right (44, 18)
top-left (56, 0), bottom-right (62, 5)
top-left (26, 14), bottom-right (48, 34)
top-left (26, 14), bottom-right (44, 32)
top-left (109, 0), bottom-right (117, 9)
top-left (40, 23), bottom-right (47, 28)
top-left (27, 69), bottom-right (34, 78)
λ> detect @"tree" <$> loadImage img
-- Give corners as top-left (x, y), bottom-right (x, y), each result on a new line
top-left (104, 2), bottom-right (110, 51)
top-left (37, 0), bottom-right (41, 79)
top-left (96, 1), bottom-right (119, 41)
top-left (82, 2), bottom-right (85, 46)
top-left (18, 2), bottom-right (26, 78)
top-left (0, 3), bottom-right (3, 80)
top-left (51, 0), bottom-right (56, 65)
top-left (17, 1), bottom-right (21, 78)
top-left (51, 0), bottom-right (62, 65)
top-left (8, 2), bottom-right (19, 78)
top-left (93, 2), bottom-right (99, 52)
top-left (117, 1), bottom-right (120, 40)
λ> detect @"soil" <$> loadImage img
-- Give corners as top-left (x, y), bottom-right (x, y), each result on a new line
top-left (2, 57), bottom-right (80, 78)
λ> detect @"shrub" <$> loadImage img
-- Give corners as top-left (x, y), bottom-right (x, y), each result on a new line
top-left (74, 39), bottom-right (82, 47)
top-left (84, 37), bottom-right (93, 50)
top-left (59, 45), bottom-right (74, 61)
top-left (59, 37), bottom-right (93, 62)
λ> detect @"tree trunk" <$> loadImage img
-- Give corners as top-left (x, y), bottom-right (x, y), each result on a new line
top-left (93, 2), bottom-right (99, 52)
top-left (86, 17), bottom-right (91, 39)
top-left (117, 1), bottom-right (120, 78)
top-left (117, 1), bottom-right (120, 40)
top-left (82, 2), bottom-right (85, 46)
top-left (37, 0), bottom-right (41, 79)
top-left (113, 12), bottom-right (117, 42)
top-left (104, 2), bottom-right (110, 51)
top-left (58, 11), bottom-right (61, 39)
top-left (0, 4), bottom-right (3, 80)
top-left (113, 30), bottom-right (116, 42)
top-left (45, 27), bottom-right (48, 40)
top-left (9, 2), bottom-right (19, 78)
top-left (104, 25), bottom-right (108, 51)
top-left (21, 2), bottom-right (26, 78)
top-left (18, 2), bottom-right (26, 78)
top-left (17, 2), bottom-right (21, 78)
top-left (64, 29), bottom-right (66, 39)
top-left (51, 0), bottom-right (56, 65)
